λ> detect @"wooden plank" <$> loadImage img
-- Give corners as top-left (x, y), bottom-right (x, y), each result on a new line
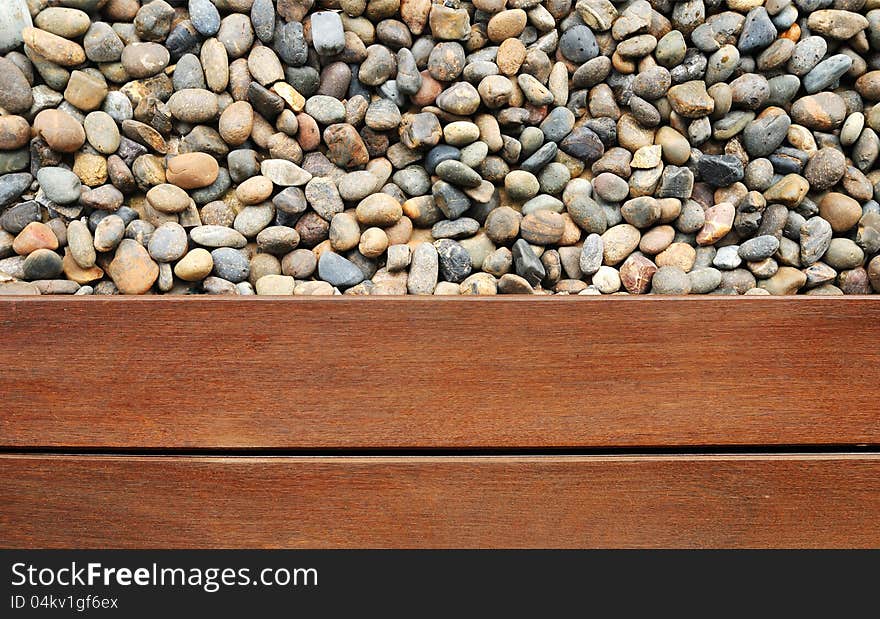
top-left (1, 454), bottom-right (877, 548)
top-left (0, 297), bottom-right (878, 449)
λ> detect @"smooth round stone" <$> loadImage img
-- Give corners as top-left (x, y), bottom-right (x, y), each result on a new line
top-left (236, 176), bottom-right (273, 205)
top-left (391, 167), bottom-right (429, 197)
top-left (22, 248), bottom-right (63, 280)
top-left (819, 192), bottom-right (862, 233)
top-left (12, 222), bottom-right (58, 255)
top-left (601, 224), bottom-right (641, 265)
top-left (304, 95), bottom-right (347, 124)
top-left (22, 27), bottom-right (85, 67)
top-left (824, 238), bottom-right (864, 270)
top-left (83, 112), bottom-right (121, 155)
top-left (791, 92), bottom-right (847, 131)
top-left (174, 247), bottom-right (213, 281)
top-left (841, 113), bottom-right (865, 147)
top-left (651, 266), bottom-right (691, 294)
top-left (788, 36), bottom-right (826, 76)
top-left (757, 265), bottom-right (806, 294)
top-left (804, 148), bottom-right (846, 191)
top-left (743, 113), bottom-right (791, 158)
top-left (168, 89), bottom-right (219, 123)
top-left (255, 274), bottom-right (295, 295)
top-left (148, 222), bottom-right (187, 262)
top-left (166, 153), bottom-right (220, 189)
top-left (121, 42), bottom-right (170, 78)
top-left (621, 197), bottom-right (661, 229)
top-left (436, 160), bottom-right (482, 189)
top-left (67, 220), bottom-right (95, 268)
top-left (33, 110), bottom-right (86, 153)
top-left (257, 226), bottom-right (300, 255)
top-left (234, 204), bottom-right (275, 238)
top-left (485, 206), bottom-right (522, 244)
top-left (559, 25), bottom-right (599, 63)
top-left (504, 170), bottom-right (540, 201)
top-left (689, 267), bottom-right (722, 294)
top-left (639, 226), bottom-right (675, 255)
top-left (738, 7), bottom-right (776, 53)
top-left (435, 82), bottom-right (481, 115)
top-left (93, 215), bottom-right (125, 252)
top-left (318, 251), bottom-right (364, 288)
top-left (37, 167), bottom-right (82, 205)
top-left (655, 127), bottom-right (691, 166)
top-left (364, 99), bottom-right (402, 132)
top-left (103, 91), bottom-right (133, 124)
top-left (739, 235), bottom-right (780, 261)
top-left (72, 19), bottom-right (113, 57)
top-left (189, 0), bottom-right (221, 36)
top-left (190, 225), bottom-right (247, 248)
top-left (211, 247), bottom-right (250, 283)
top-left (432, 218), bottom-right (480, 240)
top-left (147, 184), bottom-right (190, 214)
top-left (803, 54), bottom-right (852, 94)
top-left (656, 31), bottom-right (687, 68)
top-left (357, 193), bottom-right (403, 226)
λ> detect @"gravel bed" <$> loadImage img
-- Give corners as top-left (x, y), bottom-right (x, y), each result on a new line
top-left (0, 0), bottom-right (878, 295)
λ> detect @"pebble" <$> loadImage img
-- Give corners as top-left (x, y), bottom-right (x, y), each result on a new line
top-left (174, 248), bottom-right (213, 281)
top-left (108, 239), bottom-right (158, 294)
top-left (408, 242), bottom-right (439, 295)
top-left (166, 153), bottom-right (219, 189)
top-left (36, 168), bottom-right (81, 205)
top-left (211, 247), bottom-right (250, 284)
top-left (22, 248), bottom-right (63, 281)
top-left (651, 266), bottom-right (692, 295)
top-left (318, 251), bottom-right (364, 288)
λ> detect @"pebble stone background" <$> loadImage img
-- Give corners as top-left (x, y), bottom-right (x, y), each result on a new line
top-left (0, 0), bottom-right (879, 296)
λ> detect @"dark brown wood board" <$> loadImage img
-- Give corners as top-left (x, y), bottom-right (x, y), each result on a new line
top-left (2, 454), bottom-right (878, 548)
top-left (1, 297), bottom-right (878, 449)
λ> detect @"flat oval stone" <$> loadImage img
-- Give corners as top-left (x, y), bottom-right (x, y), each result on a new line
top-left (36, 167), bottom-right (81, 205)
top-left (166, 153), bottom-right (220, 189)
top-left (190, 225), bottom-right (248, 248)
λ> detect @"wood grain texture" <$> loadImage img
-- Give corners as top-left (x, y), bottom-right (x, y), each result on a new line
top-left (1, 454), bottom-right (878, 548)
top-left (1, 297), bottom-right (878, 449)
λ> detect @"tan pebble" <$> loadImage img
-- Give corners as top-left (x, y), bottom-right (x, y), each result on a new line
top-left (23, 27), bottom-right (86, 66)
top-left (174, 248), bottom-right (214, 281)
top-left (236, 176), bottom-right (274, 205)
top-left (359, 227), bottom-right (389, 258)
top-left (165, 152), bottom-right (220, 189)
top-left (147, 183), bottom-right (191, 214)
top-left (218, 101), bottom-right (254, 146)
top-left (487, 9), bottom-right (528, 43)
top-left (107, 238), bottom-right (159, 294)
top-left (0, 116), bottom-right (32, 151)
top-left (654, 242), bottom-right (696, 271)
top-left (33, 109), bottom-right (86, 153)
top-left (356, 193), bottom-right (403, 226)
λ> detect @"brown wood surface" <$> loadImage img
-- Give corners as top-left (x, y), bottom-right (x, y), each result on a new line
top-left (1, 454), bottom-right (877, 548)
top-left (1, 297), bottom-right (878, 449)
